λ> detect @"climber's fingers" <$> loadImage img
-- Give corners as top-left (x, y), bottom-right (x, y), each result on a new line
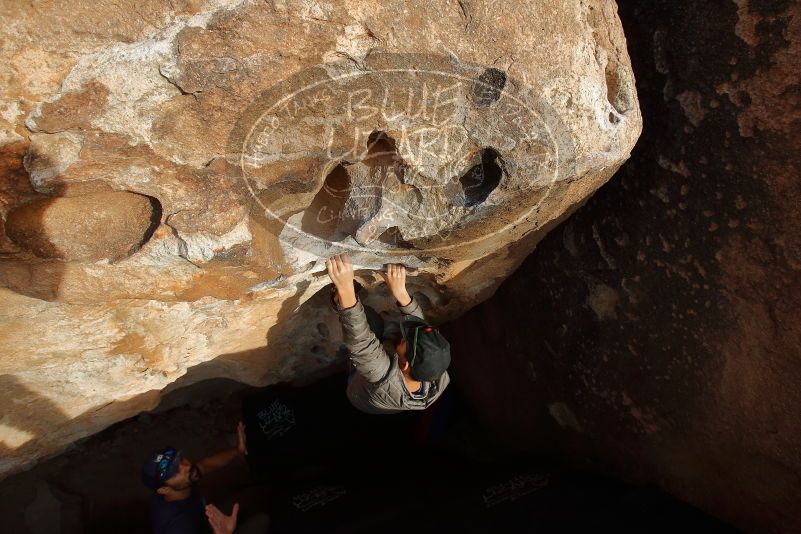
top-left (327, 254), bottom-right (356, 285)
top-left (325, 257), bottom-right (339, 278)
top-left (383, 263), bottom-right (405, 279)
top-left (332, 253), bottom-right (353, 275)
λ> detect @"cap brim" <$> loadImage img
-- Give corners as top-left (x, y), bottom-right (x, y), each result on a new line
top-left (164, 450), bottom-right (183, 481)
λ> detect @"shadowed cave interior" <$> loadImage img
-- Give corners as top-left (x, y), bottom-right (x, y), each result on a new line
top-left (0, 376), bottom-right (733, 533)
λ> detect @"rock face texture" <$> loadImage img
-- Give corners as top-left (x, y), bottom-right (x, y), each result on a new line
top-left (6, 192), bottom-right (159, 261)
top-left (0, 0), bottom-right (640, 477)
top-left (444, 0), bottom-right (801, 532)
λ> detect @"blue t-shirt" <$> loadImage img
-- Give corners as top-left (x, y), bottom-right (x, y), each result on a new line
top-left (410, 382), bottom-right (427, 398)
top-left (151, 487), bottom-right (210, 534)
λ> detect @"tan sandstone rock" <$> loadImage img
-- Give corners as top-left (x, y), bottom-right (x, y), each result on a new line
top-left (6, 192), bottom-right (158, 261)
top-left (0, 0), bottom-right (641, 477)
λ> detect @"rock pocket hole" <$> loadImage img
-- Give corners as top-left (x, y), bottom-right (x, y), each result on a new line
top-left (472, 68), bottom-right (507, 107)
top-left (459, 148), bottom-right (503, 207)
top-left (377, 226), bottom-right (416, 249)
top-left (604, 60), bottom-right (632, 115)
top-left (299, 164), bottom-right (351, 241)
top-left (135, 195), bottom-right (163, 252)
top-left (366, 130), bottom-right (400, 164)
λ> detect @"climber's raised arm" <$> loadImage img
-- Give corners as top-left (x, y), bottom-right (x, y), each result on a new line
top-left (327, 253), bottom-right (390, 383)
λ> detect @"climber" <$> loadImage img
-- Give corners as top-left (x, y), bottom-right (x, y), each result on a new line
top-left (141, 422), bottom-right (269, 534)
top-left (326, 252), bottom-right (451, 414)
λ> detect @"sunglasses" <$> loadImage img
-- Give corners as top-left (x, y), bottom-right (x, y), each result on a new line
top-left (410, 325), bottom-right (434, 368)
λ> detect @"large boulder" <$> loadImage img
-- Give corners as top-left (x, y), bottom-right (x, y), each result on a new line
top-left (0, 0), bottom-right (640, 477)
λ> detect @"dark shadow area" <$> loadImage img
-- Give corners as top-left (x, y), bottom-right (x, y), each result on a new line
top-left (471, 67), bottom-right (507, 107)
top-left (364, 130), bottom-right (399, 162)
top-left (0, 142), bottom-right (67, 301)
top-left (0, 373), bottom-right (734, 534)
top-left (0, 374), bottom-right (72, 460)
top-left (156, 376), bottom-right (254, 413)
top-left (300, 164), bottom-right (351, 241)
top-left (444, 1), bottom-right (801, 532)
top-left (459, 148), bottom-right (502, 207)
top-left (133, 194), bottom-right (163, 254)
top-left (376, 225), bottom-right (416, 249)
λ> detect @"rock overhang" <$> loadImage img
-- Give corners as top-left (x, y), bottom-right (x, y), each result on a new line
top-left (0, 0), bottom-right (641, 478)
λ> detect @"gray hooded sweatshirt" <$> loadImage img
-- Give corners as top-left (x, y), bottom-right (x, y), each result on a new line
top-left (333, 295), bottom-right (450, 414)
